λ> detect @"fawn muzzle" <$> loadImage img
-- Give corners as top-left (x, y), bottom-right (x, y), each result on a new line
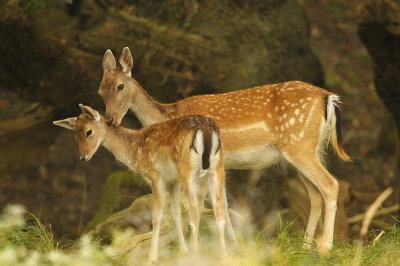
top-left (80, 152), bottom-right (89, 161)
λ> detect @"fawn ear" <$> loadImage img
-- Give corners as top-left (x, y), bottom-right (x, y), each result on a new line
top-left (119, 47), bottom-right (133, 76)
top-left (103, 49), bottom-right (116, 73)
top-left (53, 117), bottom-right (77, 130)
top-left (79, 104), bottom-right (100, 121)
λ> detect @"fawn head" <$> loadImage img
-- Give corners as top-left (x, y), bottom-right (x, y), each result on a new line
top-left (98, 47), bottom-right (138, 127)
top-left (53, 104), bottom-right (104, 161)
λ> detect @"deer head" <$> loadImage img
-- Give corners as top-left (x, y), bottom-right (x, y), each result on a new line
top-left (53, 104), bottom-right (104, 161)
top-left (98, 47), bottom-right (140, 127)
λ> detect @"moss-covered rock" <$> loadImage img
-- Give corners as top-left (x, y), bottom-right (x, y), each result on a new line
top-left (358, 0), bottom-right (400, 208)
top-left (85, 171), bottom-right (140, 233)
top-left (77, 0), bottom-right (323, 101)
top-left (358, 0), bottom-right (400, 132)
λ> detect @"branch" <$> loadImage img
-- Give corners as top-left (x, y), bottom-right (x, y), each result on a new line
top-left (347, 204), bottom-right (399, 224)
top-left (359, 187), bottom-right (393, 243)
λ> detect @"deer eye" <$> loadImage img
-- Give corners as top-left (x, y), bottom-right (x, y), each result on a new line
top-left (117, 84), bottom-right (124, 91)
top-left (86, 129), bottom-right (92, 138)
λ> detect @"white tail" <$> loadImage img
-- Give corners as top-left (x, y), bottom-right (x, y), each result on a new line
top-left (53, 105), bottom-right (231, 262)
top-left (97, 47), bottom-right (351, 254)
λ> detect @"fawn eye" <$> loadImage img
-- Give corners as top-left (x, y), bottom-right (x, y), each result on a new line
top-left (86, 129), bottom-right (92, 138)
top-left (117, 84), bottom-right (124, 91)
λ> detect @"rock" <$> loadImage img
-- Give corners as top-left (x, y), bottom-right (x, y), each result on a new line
top-left (358, 0), bottom-right (400, 131)
top-left (358, 0), bottom-right (400, 211)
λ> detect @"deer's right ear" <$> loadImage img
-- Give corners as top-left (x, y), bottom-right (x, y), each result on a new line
top-left (53, 117), bottom-right (77, 130)
top-left (102, 49), bottom-right (116, 73)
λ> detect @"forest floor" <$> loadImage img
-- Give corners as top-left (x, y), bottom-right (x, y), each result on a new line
top-left (1, 205), bottom-right (399, 265)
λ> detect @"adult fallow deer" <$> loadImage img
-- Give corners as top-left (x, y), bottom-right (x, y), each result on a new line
top-left (98, 47), bottom-right (351, 254)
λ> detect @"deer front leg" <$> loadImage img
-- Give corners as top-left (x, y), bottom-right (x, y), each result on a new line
top-left (149, 179), bottom-right (166, 263)
top-left (222, 188), bottom-right (238, 246)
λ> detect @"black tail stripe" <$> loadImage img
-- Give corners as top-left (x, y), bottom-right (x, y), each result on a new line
top-left (202, 131), bottom-right (211, 170)
top-left (334, 105), bottom-right (343, 147)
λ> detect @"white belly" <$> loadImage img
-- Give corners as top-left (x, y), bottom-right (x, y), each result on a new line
top-left (224, 145), bottom-right (282, 169)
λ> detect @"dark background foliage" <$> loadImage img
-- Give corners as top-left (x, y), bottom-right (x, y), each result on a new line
top-left (0, 0), bottom-right (399, 241)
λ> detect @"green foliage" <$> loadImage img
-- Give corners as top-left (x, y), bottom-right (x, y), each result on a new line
top-left (18, 0), bottom-right (45, 13)
top-left (18, 0), bottom-right (73, 12)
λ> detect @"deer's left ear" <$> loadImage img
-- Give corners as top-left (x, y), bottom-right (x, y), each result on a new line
top-left (53, 117), bottom-right (77, 130)
top-left (79, 104), bottom-right (100, 121)
top-left (119, 47), bottom-right (133, 76)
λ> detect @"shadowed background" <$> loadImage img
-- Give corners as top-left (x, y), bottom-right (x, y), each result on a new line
top-left (0, 0), bottom-right (399, 242)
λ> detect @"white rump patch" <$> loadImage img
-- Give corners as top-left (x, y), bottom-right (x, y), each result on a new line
top-left (192, 130), bottom-right (204, 154)
top-left (190, 130), bottom-right (204, 171)
top-left (326, 95), bottom-right (341, 125)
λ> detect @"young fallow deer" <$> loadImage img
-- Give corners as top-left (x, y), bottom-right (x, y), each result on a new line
top-left (97, 47), bottom-right (352, 255)
top-left (53, 104), bottom-right (227, 263)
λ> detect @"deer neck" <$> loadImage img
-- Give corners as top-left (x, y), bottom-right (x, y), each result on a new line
top-left (130, 83), bottom-right (172, 127)
top-left (102, 124), bottom-right (138, 167)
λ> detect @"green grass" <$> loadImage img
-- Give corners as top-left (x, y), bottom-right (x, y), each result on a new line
top-left (0, 204), bottom-right (399, 265)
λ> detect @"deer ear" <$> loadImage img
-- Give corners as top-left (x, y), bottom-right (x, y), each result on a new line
top-left (79, 104), bottom-right (100, 121)
top-left (103, 49), bottom-right (116, 73)
top-left (53, 117), bottom-right (77, 130)
top-left (119, 47), bottom-right (133, 76)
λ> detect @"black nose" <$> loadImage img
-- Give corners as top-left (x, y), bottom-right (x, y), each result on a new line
top-left (106, 117), bottom-right (114, 126)
top-left (80, 155), bottom-right (86, 161)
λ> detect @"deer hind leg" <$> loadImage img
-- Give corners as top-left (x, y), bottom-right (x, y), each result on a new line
top-left (197, 177), bottom-right (209, 223)
top-left (169, 183), bottom-right (188, 253)
top-left (149, 179), bottom-right (167, 263)
top-left (284, 152), bottom-right (339, 255)
top-left (299, 173), bottom-right (323, 249)
top-left (180, 170), bottom-right (200, 252)
top-left (208, 164), bottom-right (227, 253)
